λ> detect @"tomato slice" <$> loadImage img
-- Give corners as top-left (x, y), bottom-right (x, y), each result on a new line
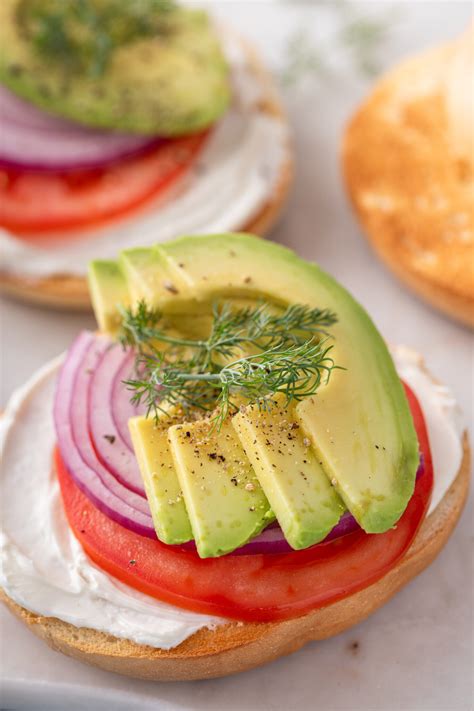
top-left (0, 132), bottom-right (208, 236)
top-left (56, 383), bottom-right (433, 622)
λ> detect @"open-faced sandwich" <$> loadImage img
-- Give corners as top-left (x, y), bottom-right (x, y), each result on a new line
top-left (0, 0), bottom-right (292, 309)
top-left (1, 234), bottom-right (469, 680)
top-left (343, 25), bottom-right (473, 327)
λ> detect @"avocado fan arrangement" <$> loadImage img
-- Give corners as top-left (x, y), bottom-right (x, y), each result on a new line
top-left (49, 233), bottom-right (424, 577)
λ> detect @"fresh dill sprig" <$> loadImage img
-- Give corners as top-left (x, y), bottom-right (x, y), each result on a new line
top-left (120, 300), bottom-right (337, 358)
top-left (120, 300), bottom-right (340, 430)
top-left (281, 0), bottom-right (400, 85)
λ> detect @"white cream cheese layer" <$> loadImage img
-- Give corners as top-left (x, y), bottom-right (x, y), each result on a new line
top-left (0, 347), bottom-right (464, 649)
top-left (0, 358), bottom-right (224, 649)
top-left (392, 346), bottom-right (465, 515)
top-left (0, 33), bottom-right (289, 278)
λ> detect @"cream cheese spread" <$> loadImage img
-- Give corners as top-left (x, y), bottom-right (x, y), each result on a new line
top-left (0, 32), bottom-right (289, 279)
top-left (0, 347), bottom-right (464, 649)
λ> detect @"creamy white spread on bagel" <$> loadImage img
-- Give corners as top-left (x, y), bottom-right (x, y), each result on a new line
top-left (0, 347), bottom-right (464, 649)
top-left (0, 31), bottom-right (289, 279)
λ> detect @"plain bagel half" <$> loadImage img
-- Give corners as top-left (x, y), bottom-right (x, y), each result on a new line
top-left (343, 28), bottom-right (474, 328)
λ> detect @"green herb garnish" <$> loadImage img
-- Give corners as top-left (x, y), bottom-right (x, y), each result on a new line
top-left (281, 0), bottom-right (399, 85)
top-left (120, 300), bottom-right (340, 430)
top-left (19, 0), bottom-right (177, 78)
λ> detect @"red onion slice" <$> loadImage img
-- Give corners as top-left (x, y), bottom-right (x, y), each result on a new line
top-left (0, 85), bottom-right (163, 173)
top-left (72, 338), bottom-right (150, 516)
top-left (89, 344), bottom-right (146, 497)
top-left (180, 511), bottom-right (359, 556)
top-left (54, 331), bottom-right (156, 538)
top-left (111, 352), bottom-right (142, 452)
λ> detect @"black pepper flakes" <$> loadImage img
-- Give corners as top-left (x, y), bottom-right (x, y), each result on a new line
top-left (163, 280), bottom-right (179, 294)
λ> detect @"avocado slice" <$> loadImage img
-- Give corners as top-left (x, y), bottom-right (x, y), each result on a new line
top-left (88, 259), bottom-right (129, 335)
top-left (120, 247), bottom-right (194, 312)
top-left (233, 403), bottom-right (345, 549)
top-left (90, 233), bottom-right (419, 535)
top-left (0, 1), bottom-right (230, 135)
top-left (168, 418), bottom-right (273, 558)
top-left (159, 234), bottom-right (266, 302)
top-left (129, 414), bottom-right (192, 545)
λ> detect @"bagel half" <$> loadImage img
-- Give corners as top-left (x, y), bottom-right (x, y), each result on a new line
top-left (343, 29), bottom-right (474, 328)
top-left (1, 435), bottom-right (469, 681)
top-left (0, 37), bottom-right (293, 311)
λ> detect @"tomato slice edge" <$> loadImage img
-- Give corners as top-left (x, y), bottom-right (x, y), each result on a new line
top-left (0, 131), bottom-right (209, 236)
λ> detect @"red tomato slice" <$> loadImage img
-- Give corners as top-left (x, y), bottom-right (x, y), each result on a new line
top-left (0, 132), bottom-right (208, 237)
top-left (56, 383), bottom-right (433, 622)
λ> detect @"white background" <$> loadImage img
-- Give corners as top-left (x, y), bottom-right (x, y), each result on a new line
top-left (1, 2), bottom-right (472, 709)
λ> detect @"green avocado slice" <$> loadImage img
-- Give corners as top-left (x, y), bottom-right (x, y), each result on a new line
top-left (88, 259), bottom-right (129, 335)
top-left (119, 246), bottom-right (194, 312)
top-left (129, 414), bottom-right (193, 545)
top-left (0, 1), bottom-right (230, 135)
top-left (232, 402), bottom-right (345, 549)
top-left (168, 418), bottom-right (273, 558)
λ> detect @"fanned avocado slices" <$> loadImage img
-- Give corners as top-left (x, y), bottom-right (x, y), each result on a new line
top-left (0, 0), bottom-right (230, 135)
top-left (90, 233), bottom-right (419, 548)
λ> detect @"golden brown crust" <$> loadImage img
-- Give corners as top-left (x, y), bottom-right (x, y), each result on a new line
top-left (343, 37), bottom-right (474, 328)
top-left (2, 436), bottom-right (470, 681)
top-left (0, 39), bottom-right (293, 311)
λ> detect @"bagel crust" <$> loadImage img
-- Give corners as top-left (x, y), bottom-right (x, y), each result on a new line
top-left (1, 436), bottom-right (469, 681)
top-left (343, 34), bottom-right (474, 328)
top-left (0, 38), bottom-right (293, 311)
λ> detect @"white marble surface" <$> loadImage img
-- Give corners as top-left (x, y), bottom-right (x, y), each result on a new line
top-left (1, 2), bottom-right (472, 710)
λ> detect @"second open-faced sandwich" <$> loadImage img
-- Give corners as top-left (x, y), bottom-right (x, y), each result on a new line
top-left (1, 233), bottom-right (469, 680)
top-left (0, 0), bottom-right (292, 309)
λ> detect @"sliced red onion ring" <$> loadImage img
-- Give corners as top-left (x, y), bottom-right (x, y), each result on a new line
top-left (54, 331), bottom-right (156, 538)
top-left (89, 343), bottom-right (146, 497)
top-left (180, 511), bottom-right (358, 556)
top-left (72, 338), bottom-right (150, 516)
top-left (111, 352), bottom-right (141, 453)
top-left (0, 85), bottom-right (163, 173)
